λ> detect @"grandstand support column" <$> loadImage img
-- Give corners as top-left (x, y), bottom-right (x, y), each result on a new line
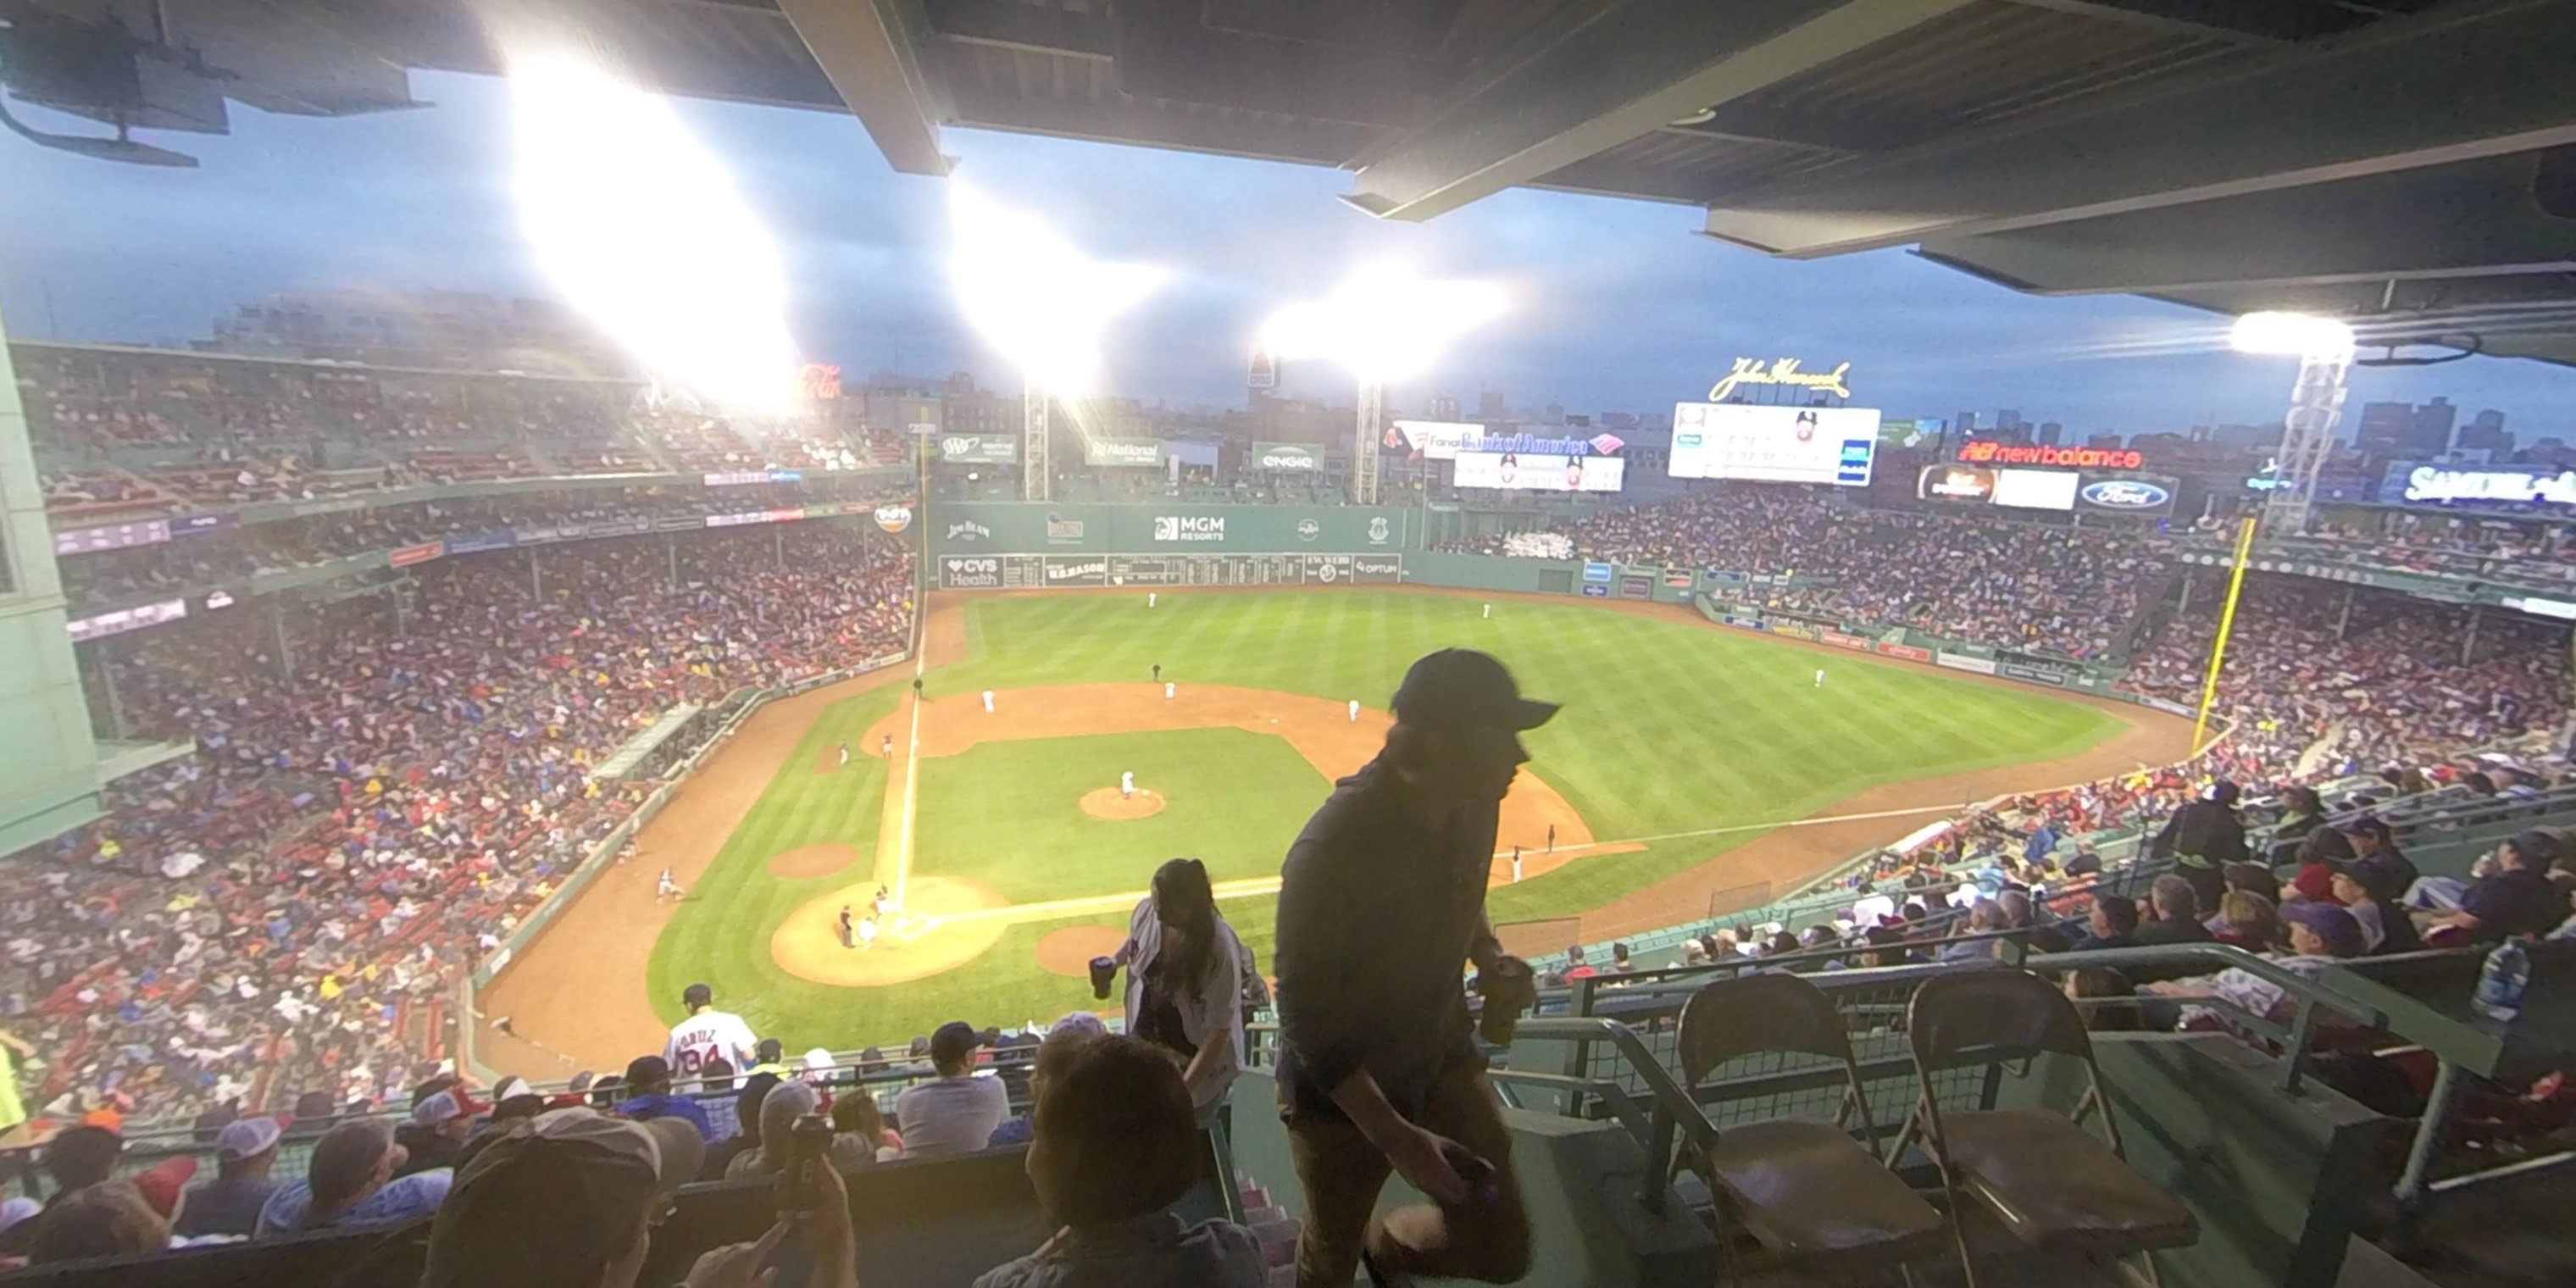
top-left (667, 534), bottom-right (680, 588)
top-left (2260, 347), bottom-right (2351, 537)
top-left (1352, 380), bottom-right (1383, 506)
top-left (774, 525), bottom-right (786, 567)
top-left (2462, 608), bottom-right (2481, 665)
top-left (270, 604), bottom-right (295, 680)
top-left (528, 547), bottom-right (542, 599)
top-left (1022, 381), bottom-right (1051, 502)
top-left (2335, 584), bottom-right (2354, 639)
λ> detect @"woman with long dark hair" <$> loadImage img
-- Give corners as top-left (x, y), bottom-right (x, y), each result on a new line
top-left (1113, 857), bottom-right (1246, 1119)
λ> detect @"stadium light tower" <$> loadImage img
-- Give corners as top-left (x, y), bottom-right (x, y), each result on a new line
top-left (948, 185), bottom-right (1165, 502)
top-left (1261, 264), bottom-right (1505, 505)
top-left (2231, 310), bottom-right (2355, 540)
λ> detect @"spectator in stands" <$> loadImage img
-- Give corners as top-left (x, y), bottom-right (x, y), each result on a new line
top-left (2212, 891), bottom-right (2284, 952)
top-left (2266, 787), bottom-right (2328, 865)
top-left (2062, 969), bottom-right (2140, 1032)
top-left (1996, 888), bottom-right (2070, 953)
top-left (1552, 944), bottom-right (1593, 983)
top-left (256, 1117), bottom-right (451, 1236)
top-left (2414, 830), bottom-right (2565, 941)
top-left (725, 1079), bottom-right (871, 1177)
top-left (2142, 902), bottom-right (2366, 1035)
top-left (0, 1124), bottom-right (123, 1257)
top-left (974, 1035), bottom-right (1264, 1288)
top-left (2330, 864), bottom-right (2421, 956)
top-left (422, 1109), bottom-right (724, 1288)
top-left (747, 1039), bottom-right (794, 1080)
top-left (894, 1021), bottom-right (1011, 1159)
top-left (2222, 861), bottom-right (2282, 908)
top-left (2340, 816), bottom-right (2420, 892)
top-left (176, 1115), bottom-right (285, 1239)
top-left (1855, 924), bottom-right (1916, 968)
top-left (1113, 858), bottom-right (1246, 1121)
top-left (1936, 901), bottom-right (2008, 964)
top-left (990, 1013), bottom-right (1109, 1149)
top-left (2062, 841), bottom-right (2102, 880)
top-left (2136, 875), bottom-right (2214, 947)
top-left (1610, 942), bottom-right (1635, 974)
top-left (25, 1182), bottom-right (168, 1265)
top-left (2150, 781), bottom-right (2249, 913)
top-left (830, 1090), bottom-right (901, 1163)
top-left (702, 1074), bottom-right (780, 1180)
top-left (612, 1055), bottom-right (713, 1139)
top-left (2074, 892), bottom-right (2141, 952)
top-left (400, 1090), bottom-right (479, 1177)
top-left (1272, 649), bottom-right (1544, 1288)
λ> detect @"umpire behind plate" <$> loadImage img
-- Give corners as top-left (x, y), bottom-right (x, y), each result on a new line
top-left (1273, 647), bottom-right (1549, 1287)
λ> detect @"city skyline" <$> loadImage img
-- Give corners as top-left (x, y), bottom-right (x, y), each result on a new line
top-left (6, 68), bottom-right (2574, 437)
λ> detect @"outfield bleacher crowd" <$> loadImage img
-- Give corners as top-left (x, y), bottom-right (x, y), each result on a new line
top-left (3, 521), bottom-right (915, 1135)
top-left (1445, 486), bottom-right (2168, 659)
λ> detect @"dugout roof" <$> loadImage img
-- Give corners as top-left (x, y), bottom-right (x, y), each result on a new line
top-left (10, 0), bottom-right (2576, 364)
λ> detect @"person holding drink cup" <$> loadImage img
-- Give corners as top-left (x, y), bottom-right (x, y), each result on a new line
top-left (1273, 649), bottom-right (1546, 1287)
top-left (1108, 858), bottom-right (1246, 1122)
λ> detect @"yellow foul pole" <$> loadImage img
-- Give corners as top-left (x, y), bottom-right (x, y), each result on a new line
top-left (2191, 515), bottom-right (2260, 756)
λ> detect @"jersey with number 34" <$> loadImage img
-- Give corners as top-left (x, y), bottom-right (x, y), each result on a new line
top-left (664, 1011), bottom-right (758, 1077)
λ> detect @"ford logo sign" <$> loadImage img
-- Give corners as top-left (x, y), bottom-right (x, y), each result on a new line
top-left (2080, 480), bottom-right (2168, 509)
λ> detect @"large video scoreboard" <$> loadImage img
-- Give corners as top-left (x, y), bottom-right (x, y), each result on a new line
top-left (1668, 402), bottom-right (1877, 486)
top-left (938, 552), bottom-right (1403, 590)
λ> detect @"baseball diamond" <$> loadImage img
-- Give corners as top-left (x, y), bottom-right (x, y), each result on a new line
top-left (478, 586), bottom-right (2189, 1068)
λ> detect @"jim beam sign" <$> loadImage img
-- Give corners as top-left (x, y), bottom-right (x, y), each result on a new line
top-left (1708, 358), bottom-right (1853, 402)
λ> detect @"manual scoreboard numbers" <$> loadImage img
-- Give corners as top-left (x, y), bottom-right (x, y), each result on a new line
top-left (938, 553), bottom-right (1403, 590)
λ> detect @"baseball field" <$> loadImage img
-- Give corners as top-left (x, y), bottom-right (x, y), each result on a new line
top-left (476, 588), bottom-right (2192, 1073)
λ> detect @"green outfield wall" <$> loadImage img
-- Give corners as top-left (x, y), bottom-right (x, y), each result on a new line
top-left (927, 502), bottom-right (1416, 556)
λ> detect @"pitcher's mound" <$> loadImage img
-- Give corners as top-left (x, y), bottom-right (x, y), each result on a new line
top-left (768, 842), bottom-right (862, 880)
top-left (1080, 787), bottom-right (1165, 819)
top-left (1035, 924), bottom-right (1129, 978)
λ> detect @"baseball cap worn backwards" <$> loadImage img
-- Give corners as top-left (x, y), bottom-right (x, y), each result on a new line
top-left (217, 1115), bottom-right (283, 1161)
top-left (1391, 649), bottom-right (1557, 732)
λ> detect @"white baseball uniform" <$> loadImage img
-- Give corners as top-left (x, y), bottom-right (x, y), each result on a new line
top-left (1121, 771), bottom-right (1135, 799)
top-left (858, 916), bottom-right (880, 949)
top-left (1815, 669), bottom-right (1825, 687)
top-left (1347, 699), bottom-right (1359, 722)
top-left (664, 1008), bottom-right (758, 1079)
top-left (1163, 682), bottom-right (1174, 700)
top-left (982, 689), bottom-right (994, 713)
top-left (1148, 593), bottom-right (1158, 608)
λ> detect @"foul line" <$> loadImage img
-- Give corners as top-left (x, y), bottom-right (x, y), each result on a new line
top-left (891, 620), bottom-right (930, 910)
top-left (905, 798), bottom-right (1978, 935)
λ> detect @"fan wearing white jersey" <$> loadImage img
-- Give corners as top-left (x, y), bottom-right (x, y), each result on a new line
top-left (664, 982), bottom-right (758, 1082)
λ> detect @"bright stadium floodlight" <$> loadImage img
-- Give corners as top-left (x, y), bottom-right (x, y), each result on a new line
top-left (1261, 264), bottom-right (1505, 504)
top-left (2229, 310), bottom-right (2355, 358)
top-left (508, 50), bottom-right (805, 414)
top-left (1258, 262), bottom-right (1506, 384)
top-left (947, 183), bottom-right (1165, 395)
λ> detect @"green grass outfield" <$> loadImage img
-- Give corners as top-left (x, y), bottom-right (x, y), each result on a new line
top-left (647, 591), bottom-right (2124, 1048)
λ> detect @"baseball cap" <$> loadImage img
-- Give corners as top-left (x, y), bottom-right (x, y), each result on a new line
top-left (802, 1047), bottom-right (836, 1074)
top-left (491, 1077), bottom-right (530, 1104)
top-left (216, 1115), bottom-right (282, 1161)
top-left (2508, 830), bottom-right (2561, 865)
top-left (2333, 813), bottom-right (2391, 839)
top-left (755, 1038), bottom-right (784, 1064)
top-left (682, 983), bottom-right (713, 1008)
top-left (414, 1090), bottom-right (469, 1127)
top-left (930, 1020), bottom-right (985, 1065)
top-left (427, 1110), bottom-right (701, 1288)
top-left (126, 1156), bottom-right (196, 1219)
top-left (625, 1055), bottom-right (672, 1087)
top-left (2280, 900), bottom-right (2366, 957)
top-left (1389, 649), bottom-right (1557, 732)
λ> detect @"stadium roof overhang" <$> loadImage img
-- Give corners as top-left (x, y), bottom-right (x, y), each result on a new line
top-left (8, 0), bottom-right (2576, 364)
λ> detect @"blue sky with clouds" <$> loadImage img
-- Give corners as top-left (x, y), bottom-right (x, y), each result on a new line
top-left (4, 68), bottom-right (2571, 436)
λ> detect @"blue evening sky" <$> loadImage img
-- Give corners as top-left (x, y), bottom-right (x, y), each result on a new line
top-left (3, 68), bottom-right (2568, 437)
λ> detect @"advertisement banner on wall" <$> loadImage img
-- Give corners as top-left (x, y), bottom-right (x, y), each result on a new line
top-left (1821, 630), bottom-right (1870, 650)
top-left (1354, 554), bottom-right (1403, 583)
top-left (1043, 513), bottom-right (1086, 545)
top-left (2073, 475), bottom-right (2177, 515)
top-left (1452, 451), bottom-right (1627, 492)
top-left (1250, 442), bottom-right (1324, 472)
top-left (1875, 641), bottom-right (1932, 663)
top-left (1669, 402), bottom-right (1879, 486)
top-left (1150, 514), bottom-right (1228, 543)
top-left (1083, 436), bottom-right (1166, 468)
top-left (1582, 562), bottom-right (1613, 582)
top-left (1387, 419), bottom-right (1484, 459)
top-left (1720, 613), bottom-right (1763, 630)
top-left (389, 541), bottom-right (445, 567)
top-left (1998, 662), bottom-right (2070, 686)
top-left (445, 530), bottom-right (519, 555)
top-left (941, 556), bottom-right (1003, 589)
top-left (939, 434), bottom-right (1019, 464)
top-left (1769, 622), bottom-right (1822, 642)
top-left (1663, 569), bottom-right (1695, 588)
top-left (1043, 557), bottom-right (1108, 586)
top-left (1581, 584), bottom-right (1609, 597)
top-left (1618, 572), bottom-right (1655, 599)
top-left (1936, 652), bottom-right (1999, 675)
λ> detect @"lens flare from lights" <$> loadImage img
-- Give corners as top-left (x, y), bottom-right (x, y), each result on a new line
top-left (1260, 264), bottom-right (1506, 384)
top-left (508, 52), bottom-right (804, 413)
top-left (2229, 311), bottom-right (2354, 358)
top-left (948, 184), bottom-right (1165, 393)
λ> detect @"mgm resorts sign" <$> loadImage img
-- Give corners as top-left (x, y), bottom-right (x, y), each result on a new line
top-left (1152, 515), bottom-right (1227, 542)
top-left (1708, 357), bottom-right (1853, 402)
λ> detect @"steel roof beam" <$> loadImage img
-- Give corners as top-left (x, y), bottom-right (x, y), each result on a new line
top-left (1996, 0), bottom-right (2368, 44)
top-left (924, 0), bottom-right (1114, 58)
top-left (1918, 155), bottom-right (2576, 294)
top-left (777, 0), bottom-right (952, 175)
top-left (1343, 0), bottom-right (1974, 222)
top-left (1703, 0), bottom-right (2576, 257)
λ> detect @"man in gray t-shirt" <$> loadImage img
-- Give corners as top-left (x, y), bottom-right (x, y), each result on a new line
top-left (895, 1021), bottom-right (1010, 1158)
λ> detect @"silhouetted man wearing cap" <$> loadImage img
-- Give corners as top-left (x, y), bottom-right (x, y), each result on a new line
top-left (2149, 780), bottom-right (2249, 913)
top-left (1274, 648), bottom-right (1546, 1287)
